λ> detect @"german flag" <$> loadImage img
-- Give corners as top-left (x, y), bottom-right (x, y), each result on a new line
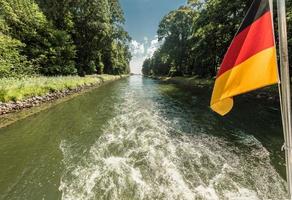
top-left (210, 0), bottom-right (279, 116)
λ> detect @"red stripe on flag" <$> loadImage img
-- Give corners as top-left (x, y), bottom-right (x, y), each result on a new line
top-left (217, 11), bottom-right (274, 77)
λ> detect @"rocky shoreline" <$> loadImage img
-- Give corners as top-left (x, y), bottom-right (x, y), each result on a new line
top-left (0, 84), bottom-right (97, 115)
top-left (0, 75), bottom-right (129, 117)
top-left (0, 75), bottom-right (128, 128)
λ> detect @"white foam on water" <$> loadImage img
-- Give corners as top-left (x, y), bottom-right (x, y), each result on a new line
top-left (224, 188), bottom-right (260, 200)
top-left (59, 87), bottom-right (288, 200)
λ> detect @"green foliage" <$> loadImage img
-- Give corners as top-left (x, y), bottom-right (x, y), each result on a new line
top-left (0, 75), bottom-right (113, 102)
top-left (39, 29), bottom-right (77, 75)
top-left (157, 6), bottom-right (195, 76)
top-left (0, 0), bottom-right (131, 78)
top-left (0, 34), bottom-right (34, 78)
top-left (37, 0), bottom-right (131, 75)
top-left (0, 0), bottom-right (77, 76)
top-left (142, 58), bottom-right (152, 76)
top-left (143, 0), bottom-right (292, 78)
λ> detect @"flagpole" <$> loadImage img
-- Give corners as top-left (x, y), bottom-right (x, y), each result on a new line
top-left (277, 0), bottom-right (292, 198)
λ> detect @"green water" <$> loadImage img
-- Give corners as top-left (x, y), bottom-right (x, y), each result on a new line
top-left (0, 76), bottom-right (288, 199)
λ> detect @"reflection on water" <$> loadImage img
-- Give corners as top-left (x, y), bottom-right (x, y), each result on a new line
top-left (0, 75), bottom-right (288, 199)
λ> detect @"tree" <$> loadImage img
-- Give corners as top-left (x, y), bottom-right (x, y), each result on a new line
top-left (0, 34), bottom-right (34, 78)
top-left (0, 5), bottom-right (33, 77)
top-left (143, 0), bottom-right (262, 78)
top-left (102, 0), bottom-right (131, 75)
top-left (0, 0), bottom-right (131, 77)
top-left (0, 0), bottom-right (77, 75)
top-left (40, 0), bottom-right (132, 75)
top-left (142, 58), bottom-right (152, 76)
top-left (157, 6), bottom-right (195, 75)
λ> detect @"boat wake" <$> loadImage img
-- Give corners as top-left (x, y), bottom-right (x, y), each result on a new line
top-left (59, 86), bottom-right (287, 200)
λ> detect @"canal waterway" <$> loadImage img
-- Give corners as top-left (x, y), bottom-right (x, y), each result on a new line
top-left (0, 75), bottom-right (288, 199)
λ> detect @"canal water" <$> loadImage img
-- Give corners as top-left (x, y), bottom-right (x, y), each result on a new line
top-left (0, 76), bottom-right (288, 199)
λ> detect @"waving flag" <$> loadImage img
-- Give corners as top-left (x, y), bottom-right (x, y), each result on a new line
top-left (210, 0), bottom-right (279, 116)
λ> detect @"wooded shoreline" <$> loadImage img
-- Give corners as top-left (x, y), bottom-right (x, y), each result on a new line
top-left (149, 75), bottom-right (280, 104)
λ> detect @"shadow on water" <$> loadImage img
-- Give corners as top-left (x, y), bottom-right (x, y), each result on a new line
top-left (0, 75), bottom-right (288, 200)
top-left (156, 79), bottom-right (285, 179)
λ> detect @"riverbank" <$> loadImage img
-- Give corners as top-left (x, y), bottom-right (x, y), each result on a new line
top-left (0, 74), bottom-right (127, 128)
top-left (154, 76), bottom-right (214, 89)
top-left (152, 75), bottom-right (280, 102)
top-left (0, 75), bottom-right (287, 199)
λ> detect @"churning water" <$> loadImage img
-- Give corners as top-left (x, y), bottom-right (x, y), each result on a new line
top-left (0, 76), bottom-right (288, 199)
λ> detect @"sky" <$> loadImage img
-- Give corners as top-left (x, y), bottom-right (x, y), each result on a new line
top-left (120, 0), bottom-right (186, 74)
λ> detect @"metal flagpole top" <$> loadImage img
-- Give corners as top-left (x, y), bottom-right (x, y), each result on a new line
top-left (276, 0), bottom-right (292, 199)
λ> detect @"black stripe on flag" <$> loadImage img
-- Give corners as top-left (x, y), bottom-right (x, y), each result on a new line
top-left (237, 0), bottom-right (270, 34)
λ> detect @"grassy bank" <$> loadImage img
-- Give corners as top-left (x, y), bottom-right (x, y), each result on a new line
top-left (0, 74), bottom-right (127, 128)
top-left (0, 75), bottom-right (120, 103)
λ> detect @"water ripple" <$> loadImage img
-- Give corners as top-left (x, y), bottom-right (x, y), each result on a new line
top-left (59, 79), bottom-right (287, 200)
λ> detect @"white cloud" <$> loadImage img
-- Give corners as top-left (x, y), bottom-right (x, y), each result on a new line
top-left (130, 40), bottom-right (145, 55)
top-left (129, 36), bottom-right (161, 74)
top-left (146, 37), bottom-right (159, 58)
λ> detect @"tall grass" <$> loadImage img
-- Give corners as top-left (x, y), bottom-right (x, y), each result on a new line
top-left (0, 75), bottom-right (116, 102)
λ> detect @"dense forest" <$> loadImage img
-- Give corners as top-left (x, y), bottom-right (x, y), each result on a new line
top-left (142, 0), bottom-right (292, 77)
top-left (0, 0), bottom-right (131, 78)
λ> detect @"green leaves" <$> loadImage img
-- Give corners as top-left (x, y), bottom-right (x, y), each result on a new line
top-left (0, 0), bottom-right (77, 76)
top-left (0, 0), bottom-right (131, 77)
top-left (143, 0), bottom-right (264, 78)
top-left (0, 34), bottom-right (34, 78)
top-left (48, 0), bottom-right (131, 75)
top-left (146, 6), bottom-right (195, 76)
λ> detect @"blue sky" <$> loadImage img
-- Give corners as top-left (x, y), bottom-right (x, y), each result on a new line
top-left (120, 0), bottom-right (186, 73)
